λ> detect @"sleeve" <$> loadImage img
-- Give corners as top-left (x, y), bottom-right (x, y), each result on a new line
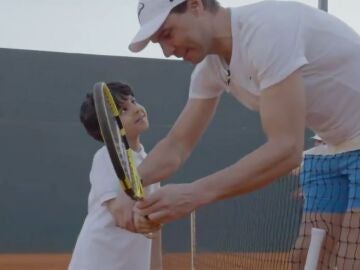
top-left (246, 11), bottom-right (309, 91)
top-left (89, 148), bottom-right (120, 205)
top-left (189, 57), bottom-right (225, 99)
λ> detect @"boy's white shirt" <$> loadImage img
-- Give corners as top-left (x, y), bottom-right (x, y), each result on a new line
top-left (68, 145), bottom-right (160, 270)
top-left (189, 1), bottom-right (360, 146)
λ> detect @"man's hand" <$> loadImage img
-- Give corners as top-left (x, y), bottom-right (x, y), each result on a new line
top-left (134, 183), bottom-right (197, 225)
top-left (133, 212), bottom-right (162, 237)
top-left (106, 194), bottom-right (136, 232)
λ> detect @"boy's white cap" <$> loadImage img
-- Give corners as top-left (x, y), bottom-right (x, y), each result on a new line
top-left (129, 0), bottom-right (187, 53)
top-left (312, 134), bottom-right (322, 141)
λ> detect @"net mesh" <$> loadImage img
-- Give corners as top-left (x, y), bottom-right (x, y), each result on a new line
top-left (190, 174), bottom-right (301, 270)
top-left (190, 149), bottom-right (360, 270)
top-left (291, 150), bottom-right (360, 270)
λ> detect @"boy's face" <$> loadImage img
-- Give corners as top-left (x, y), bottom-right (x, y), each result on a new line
top-left (119, 96), bottom-right (149, 139)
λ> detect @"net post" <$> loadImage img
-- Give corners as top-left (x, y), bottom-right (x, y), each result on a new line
top-left (190, 211), bottom-right (196, 270)
top-left (318, 0), bottom-right (328, 12)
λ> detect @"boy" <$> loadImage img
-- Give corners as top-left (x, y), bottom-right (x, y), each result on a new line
top-left (68, 82), bottom-right (162, 270)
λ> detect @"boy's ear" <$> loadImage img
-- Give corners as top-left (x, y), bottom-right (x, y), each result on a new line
top-left (187, 0), bottom-right (205, 16)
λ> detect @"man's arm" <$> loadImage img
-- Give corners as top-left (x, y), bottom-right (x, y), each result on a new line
top-left (139, 96), bottom-right (220, 186)
top-left (113, 97), bottom-right (218, 232)
top-left (134, 70), bottom-right (306, 225)
top-left (193, 69), bottom-right (306, 204)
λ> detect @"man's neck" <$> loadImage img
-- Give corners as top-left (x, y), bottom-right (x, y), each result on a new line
top-left (209, 7), bottom-right (232, 63)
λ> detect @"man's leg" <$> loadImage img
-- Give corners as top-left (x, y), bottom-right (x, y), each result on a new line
top-left (335, 210), bottom-right (360, 270)
top-left (291, 212), bottom-right (343, 270)
top-left (336, 150), bottom-right (360, 269)
top-left (291, 154), bottom-right (348, 269)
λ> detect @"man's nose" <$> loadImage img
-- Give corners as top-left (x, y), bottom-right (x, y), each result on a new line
top-left (160, 42), bottom-right (175, 58)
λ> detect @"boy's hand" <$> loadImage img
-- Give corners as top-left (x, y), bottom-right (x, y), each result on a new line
top-left (133, 212), bottom-right (162, 237)
top-left (106, 194), bottom-right (137, 232)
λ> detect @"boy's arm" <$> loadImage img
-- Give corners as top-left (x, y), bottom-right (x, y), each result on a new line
top-left (107, 188), bottom-right (162, 233)
top-left (105, 194), bottom-right (137, 232)
top-left (138, 96), bottom-right (220, 186)
top-left (91, 149), bottom-right (138, 232)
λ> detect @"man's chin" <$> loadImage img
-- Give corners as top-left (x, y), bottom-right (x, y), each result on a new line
top-left (184, 54), bottom-right (205, 64)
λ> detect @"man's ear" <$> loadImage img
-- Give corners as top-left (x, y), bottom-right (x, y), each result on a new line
top-left (187, 0), bottom-right (205, 16)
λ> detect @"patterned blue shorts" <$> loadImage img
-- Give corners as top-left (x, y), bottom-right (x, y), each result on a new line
top-left (300, 150), bottom-right (360, 213)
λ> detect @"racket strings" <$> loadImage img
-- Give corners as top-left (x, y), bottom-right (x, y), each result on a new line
top-left (95, 82), bottom-right (145, 200)
top-left (117, 133), bottom-right (132, 186)
top-left (126, 150), bottom-right (144, 199)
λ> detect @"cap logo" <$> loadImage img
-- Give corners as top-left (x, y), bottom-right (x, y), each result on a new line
top-left (137, 2), bottom-right (145, 20)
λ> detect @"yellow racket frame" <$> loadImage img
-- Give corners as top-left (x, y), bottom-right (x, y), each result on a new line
top-left (101, 83), bottom-right (144, 200)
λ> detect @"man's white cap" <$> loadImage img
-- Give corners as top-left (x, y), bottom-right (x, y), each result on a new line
top-left (129, 0), bottom-right (187, 53)
top-left (311, 134), bottom-right (322, 141)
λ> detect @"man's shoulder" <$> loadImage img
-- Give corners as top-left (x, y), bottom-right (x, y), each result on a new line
top-left (232, 1), bottom-right (308, 14)
top-left (231, 1), bottom-right (310, 29)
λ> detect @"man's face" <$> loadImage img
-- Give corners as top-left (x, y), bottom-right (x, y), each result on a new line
top-left (151, 10), bottom-right (211, 64)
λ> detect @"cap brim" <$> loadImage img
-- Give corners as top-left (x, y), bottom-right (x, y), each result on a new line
top-left (129, 10), bottom-right (170, 53)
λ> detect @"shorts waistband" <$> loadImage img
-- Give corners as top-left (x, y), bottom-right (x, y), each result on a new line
top-left (327, 134), bottom-right (360, 154)
top-left (306, 135), bottom-right (360, 155)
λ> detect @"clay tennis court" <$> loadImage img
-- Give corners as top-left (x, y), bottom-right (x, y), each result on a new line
top-left (0, 252), bottom-right (291, 270)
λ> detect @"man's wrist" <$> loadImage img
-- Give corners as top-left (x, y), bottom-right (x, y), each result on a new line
top-left (190, 179), bottom-right (215, 209)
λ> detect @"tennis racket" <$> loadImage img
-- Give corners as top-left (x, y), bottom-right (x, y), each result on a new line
top-left (93, 82), bottom-right (144, 201)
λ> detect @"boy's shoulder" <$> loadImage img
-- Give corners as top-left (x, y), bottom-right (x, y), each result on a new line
top-left (92, 144), bottom-right (147, 165)
top-left (92, 145), bottom-right (110, 163)
top-left (132, 144), bottom-right (147, 161)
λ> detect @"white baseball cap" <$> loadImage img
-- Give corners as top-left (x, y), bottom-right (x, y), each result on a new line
top-left (129, 0), bottom-right (187, 53)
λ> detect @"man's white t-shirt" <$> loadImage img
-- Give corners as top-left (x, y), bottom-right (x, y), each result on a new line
top-left (68, 145), bottom-right (159, 270)
top-left (189, 1), bottom-right (360, 146)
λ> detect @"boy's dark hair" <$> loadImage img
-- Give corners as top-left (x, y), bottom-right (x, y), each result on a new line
top-left (79, 82), bottom-right (134, 142)
top-left (171, 0), bottom-right (220, 14)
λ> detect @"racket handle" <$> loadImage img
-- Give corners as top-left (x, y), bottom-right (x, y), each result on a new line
top-left (124, 189), bottom-right (136, 200)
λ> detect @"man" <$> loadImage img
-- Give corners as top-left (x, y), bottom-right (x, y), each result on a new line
top-left (121, 0), bottom-right (360, 268)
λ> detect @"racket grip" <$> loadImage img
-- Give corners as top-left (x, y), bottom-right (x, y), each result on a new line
top-left (124, 189), bottom-right (136, 200)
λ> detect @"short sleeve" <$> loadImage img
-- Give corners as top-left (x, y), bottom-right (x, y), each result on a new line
top-left (89, 147), bottom-right (120, 204)
top-left (246, 10), bottom-right (309, 90)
